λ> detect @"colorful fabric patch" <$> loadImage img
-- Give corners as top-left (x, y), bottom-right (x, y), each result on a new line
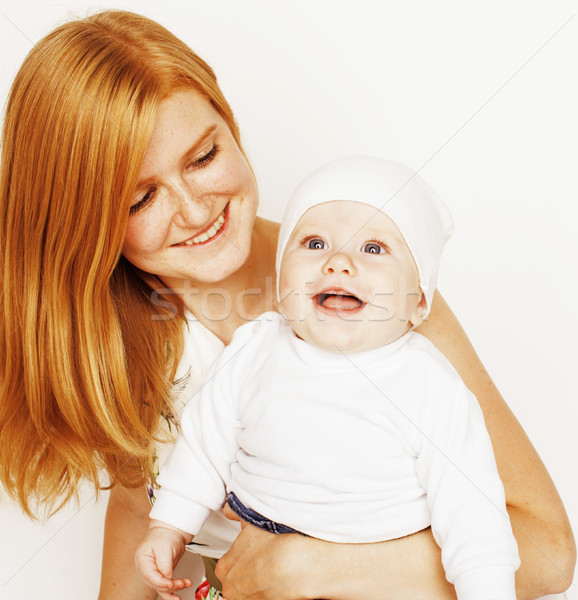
top-left (195, 578), bottom-right (224, 600)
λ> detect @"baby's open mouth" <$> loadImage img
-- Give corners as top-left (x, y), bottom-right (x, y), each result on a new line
top-left (313, 290), bottom-right (366, 311)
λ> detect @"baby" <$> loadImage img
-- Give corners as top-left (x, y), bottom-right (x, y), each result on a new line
top-left (136, 156), bottom-right (520, 599)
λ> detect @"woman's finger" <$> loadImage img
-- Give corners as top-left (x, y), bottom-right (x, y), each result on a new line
top-left (222, 502), bottom-right (243, 525)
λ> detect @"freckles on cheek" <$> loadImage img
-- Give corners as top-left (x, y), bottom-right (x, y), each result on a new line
top-left (220, 151), bottom-right (254, 192)
top-left (121, 224), bottom-right (138, 255)
top-left (123, 219), bottom-right (164, 256)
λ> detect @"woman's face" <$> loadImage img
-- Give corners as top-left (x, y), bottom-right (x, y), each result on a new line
top-left (123, 88), bottom-right (258, 288)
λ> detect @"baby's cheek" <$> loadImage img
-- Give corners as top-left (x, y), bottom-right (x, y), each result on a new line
top-left (278, 287), bottom-right (306, 326)
top-left (277, 278), bottom-right (295, 316)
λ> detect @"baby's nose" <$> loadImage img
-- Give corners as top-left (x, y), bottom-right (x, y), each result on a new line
top-left (322, 251), bottom-right (356, 276)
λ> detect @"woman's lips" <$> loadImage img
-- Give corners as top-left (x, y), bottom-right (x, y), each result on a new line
top-left (175, 204), bottom-right (228, 247)
top-left (313, 289), bottom-right (366, 314)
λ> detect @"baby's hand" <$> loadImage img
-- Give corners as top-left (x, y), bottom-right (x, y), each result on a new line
top-left (135, 521), bottom-right (193, 600)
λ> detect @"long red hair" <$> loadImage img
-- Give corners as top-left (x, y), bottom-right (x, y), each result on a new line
top-left (0, 10), bottom-right (245, 517)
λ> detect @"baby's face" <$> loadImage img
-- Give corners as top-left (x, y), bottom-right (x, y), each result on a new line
top-left (278, 200), bottom-right (424, 353)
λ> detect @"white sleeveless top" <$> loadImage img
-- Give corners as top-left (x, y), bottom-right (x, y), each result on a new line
top-left (149, 312), bottom-right (241, 559)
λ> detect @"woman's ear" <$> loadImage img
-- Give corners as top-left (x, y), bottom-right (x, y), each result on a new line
top-left (409, 293), bottom-right (427, 328)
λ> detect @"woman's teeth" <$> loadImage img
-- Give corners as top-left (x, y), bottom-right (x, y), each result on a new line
top-left (184, 213), bottom-right (225, 245)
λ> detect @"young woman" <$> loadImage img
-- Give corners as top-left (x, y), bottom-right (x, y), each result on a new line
top-left (0, 10), bottom-right (574, 600)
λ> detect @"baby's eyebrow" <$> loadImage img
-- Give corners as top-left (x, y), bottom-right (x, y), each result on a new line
top-left (364, 226), bottom-right (402, 242)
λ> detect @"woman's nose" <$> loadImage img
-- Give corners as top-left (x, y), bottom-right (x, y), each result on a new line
top-left (322, 251), bottom-right (357, 276)
top-left (170, 182), bottom-right (212, 228)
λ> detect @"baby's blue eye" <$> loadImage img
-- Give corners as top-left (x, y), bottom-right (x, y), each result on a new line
top-left (362, 242), bottom-right (384, 254)
top-left (306, 238), bottom-right (327, 250)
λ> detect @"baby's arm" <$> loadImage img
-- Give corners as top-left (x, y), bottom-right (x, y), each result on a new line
top-left (415, 378), bottom-right (520, 599)
top-left (150, 320), bottom-right (259, 532)
top-left (135, 519), bottom-right (193, 600)
top-left (137, 319), bottom-right (260, 595)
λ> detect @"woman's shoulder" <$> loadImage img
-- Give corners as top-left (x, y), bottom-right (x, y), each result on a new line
top-left (255, 216), bottom-right (280, 246)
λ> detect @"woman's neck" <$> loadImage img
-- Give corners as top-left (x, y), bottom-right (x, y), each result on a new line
top-left (173, 217), bottom-right (280, 345)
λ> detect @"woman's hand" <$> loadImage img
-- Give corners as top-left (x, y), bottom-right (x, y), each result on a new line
top-left (135, 522), bottom-right (193, 600)
top-left (216, 506), bottom-right (456, 600)
top-left (216, 506), bottom-right (308, 600)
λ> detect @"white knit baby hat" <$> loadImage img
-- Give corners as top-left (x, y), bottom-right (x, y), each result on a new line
top-left (276, 156), bottom-right (455, 317)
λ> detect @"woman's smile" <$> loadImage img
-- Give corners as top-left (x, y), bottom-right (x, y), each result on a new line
top-left (175, 204), bottom-right (228, 247)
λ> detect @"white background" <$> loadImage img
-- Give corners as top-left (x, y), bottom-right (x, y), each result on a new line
top-left (0, 1), bottom-right (576, 599)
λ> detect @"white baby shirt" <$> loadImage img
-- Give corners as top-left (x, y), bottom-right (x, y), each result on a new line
top-left (152, 311), bottom-right (520, 599)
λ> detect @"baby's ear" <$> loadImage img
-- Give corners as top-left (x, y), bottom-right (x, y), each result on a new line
top-left (409, 293), bottom-right (427, 328)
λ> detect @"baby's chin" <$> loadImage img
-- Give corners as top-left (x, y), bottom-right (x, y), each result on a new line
top-left (294, 324), bottom-right (409, 355)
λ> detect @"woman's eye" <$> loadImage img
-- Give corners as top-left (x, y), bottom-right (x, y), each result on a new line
top-left (306, 238), bottom-right (327, 250)
top-left (129, 187), bottom-right (157, 216)
top-left (362, 242), bottom-right (385, 254)
top-left (187, 144), bottom-right (219, 170)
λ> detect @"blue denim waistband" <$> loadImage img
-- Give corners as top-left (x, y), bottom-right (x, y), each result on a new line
top-left (226, 492), bottom-right (306, 536)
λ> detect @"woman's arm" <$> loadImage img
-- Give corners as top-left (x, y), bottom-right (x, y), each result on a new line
top-left (216, 291), bottom-right (575, 600)
top-left (418, 291), bottom-right (575, 596)
top-left (217, 510), bottom-right (455, 600)
top-left (99, 485), bottom-right (158, 600)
